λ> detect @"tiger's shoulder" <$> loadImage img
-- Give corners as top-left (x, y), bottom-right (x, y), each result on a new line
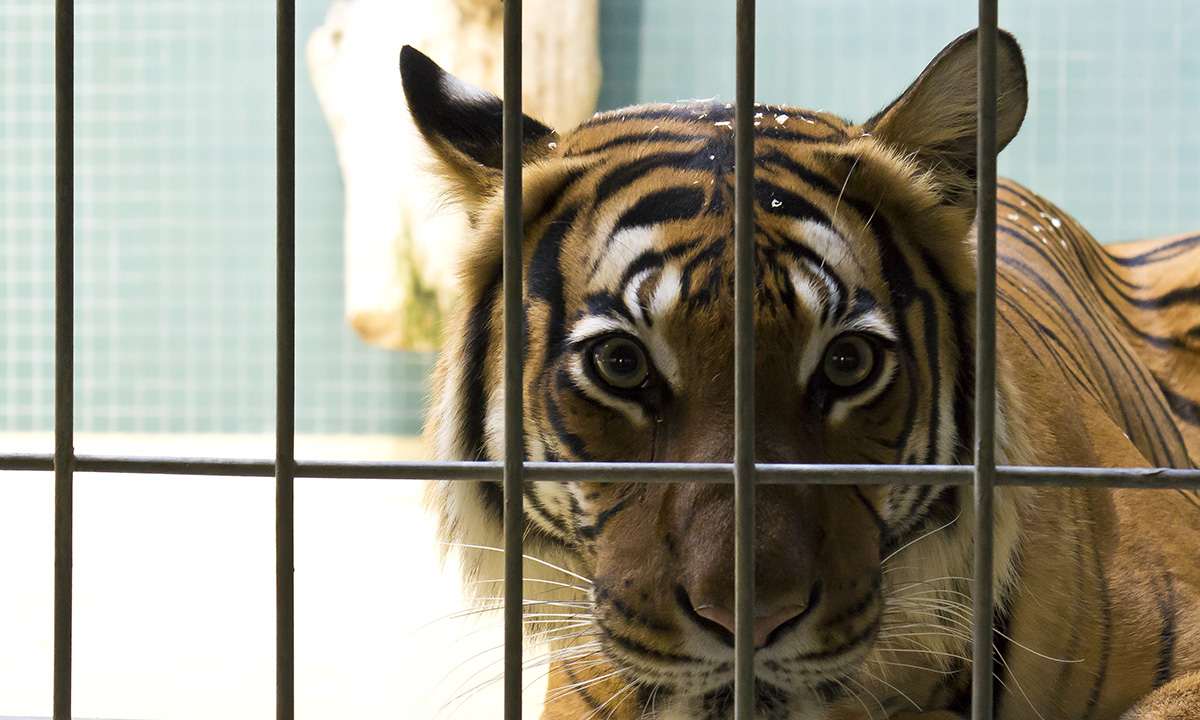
top-left (995, 178), bottom-right (1200, 468)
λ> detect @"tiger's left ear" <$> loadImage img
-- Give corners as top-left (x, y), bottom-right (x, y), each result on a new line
top-left (862, 29), bottom-right (1027, 207)
top-left (399, 46), bottom-right (558, 210)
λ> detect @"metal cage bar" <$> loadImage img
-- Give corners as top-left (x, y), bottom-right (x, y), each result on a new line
top-left (275, 0), bottom-right (297, 718)
top-left (501, 0), bottom-right (525, 718)
top-left (53, 0), bottom-right (74, 717)
top-left (972, 2), bottom-right (1000, 719)
top-left (7, 453), bottom-right (1200, 487)
top-left (733, 0), bottom-right (758, 716)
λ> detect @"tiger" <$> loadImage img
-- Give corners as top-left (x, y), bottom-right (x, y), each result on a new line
top-left (399, 28), bottom-right (1200, 720)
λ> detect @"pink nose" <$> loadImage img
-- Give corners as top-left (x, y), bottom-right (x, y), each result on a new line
top-left (694, 604), bottom-right (809, 648)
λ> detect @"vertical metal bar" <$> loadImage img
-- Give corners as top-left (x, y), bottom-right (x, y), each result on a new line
top-left (275, 0), bottom-right (296, 718)
top-left (53, 1), bottom-right (74, 718)
top-left (733, 1), bottom-right (756, 717)
top-left (972, 3), bottom-right (999, 720)
top-left (501, 1), bottom-right (525, 719)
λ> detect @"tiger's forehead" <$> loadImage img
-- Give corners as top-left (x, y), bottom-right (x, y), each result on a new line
top-left (543, 110), bottom-right (878, 316)
top-left (561, 101), bottom-right (854, 158)
top-left (576, 216), bottom-right (876, 327)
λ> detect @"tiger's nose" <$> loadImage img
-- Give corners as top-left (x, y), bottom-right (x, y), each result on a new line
top-left (691, 585), bottom-right (820, 648)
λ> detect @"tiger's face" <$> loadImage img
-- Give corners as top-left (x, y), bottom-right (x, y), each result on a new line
top-left (403, 28), bottom-right (1029, 719)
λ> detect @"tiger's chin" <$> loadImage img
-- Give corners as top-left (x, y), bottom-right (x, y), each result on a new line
top-left (554, 620), bottom-right (880, 720)
top-left (648, 680), bottom-right (836, 720)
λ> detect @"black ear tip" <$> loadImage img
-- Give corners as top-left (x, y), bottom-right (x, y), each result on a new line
top-left (399, 45), bottom-right (442, 100)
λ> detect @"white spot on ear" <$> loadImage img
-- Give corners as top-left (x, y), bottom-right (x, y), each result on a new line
top-left (775, 114), bottom-right (788, 123)
top-left (439, 72), bottom-right (495, 108)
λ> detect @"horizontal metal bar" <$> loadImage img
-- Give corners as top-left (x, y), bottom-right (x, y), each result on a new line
top-left (5, 454), bottom-right (1200, 488)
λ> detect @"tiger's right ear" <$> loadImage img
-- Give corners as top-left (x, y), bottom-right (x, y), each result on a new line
top-left (862, 29), bottom-right (1027, 209)
top-left (399, 46), bottom-right (558, 209)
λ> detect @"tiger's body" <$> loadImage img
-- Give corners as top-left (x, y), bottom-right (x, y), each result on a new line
top-left (400, 30), bottom-right (1200, 720)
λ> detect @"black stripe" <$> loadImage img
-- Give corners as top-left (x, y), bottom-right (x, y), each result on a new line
top-left (523, 484), bottom-right (572, 536)
top-left (913, 249), bottom-right (944, 464)
top-left (528, 206), bottom-right (578, 359)
top-left (544, 377), bottom-right (594, 461)
top-left (1082, 540), bottom-right (1112, 719)
top-left (759, 149), bottom-right (843, 196)
top-left (577, 495), bottom-right (632, 542)
top-left (462, 268), bottom-right (502, 460)
top-left (580, 290), bottom-right (637, 325)
top-left (1155, 571), bottom-right (1178, 688)
top-left (1054, 527), bottom-right (1090, 697)
top-left (755, 178), bottom-right (832, 226)
top-left (1000, 242), bottom-right (1186, 466)
top-left (1107, 232), bottom-right (1200, 268)
top-left (998, 200), bottom-right (1200, 351)
top-left (679, 238), bottom-right (728, 305)
top-left (864, 214), bottom-right (923, 459)
top-left (594, 145), bottom-right (733, 206)
top-left (602, 622), bottom-right (706, 665)
top-left (560, 660), bottom-right (605, 711)
top-left (945, 605), bottom-right (1011, 716)
top-left (991, 603), bottom-right (1012, 719)
top-left (1155, 375), bottom-right (1200, 428)
top-left (612, 186), bottom-right (707, 234)
top-left (567, 129), bottom-right (707, 156)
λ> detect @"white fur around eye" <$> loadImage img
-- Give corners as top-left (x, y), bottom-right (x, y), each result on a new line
top-left (826, 351), bottom-right (897, 426)
top-left (566, 352), bottom-right (649, 427)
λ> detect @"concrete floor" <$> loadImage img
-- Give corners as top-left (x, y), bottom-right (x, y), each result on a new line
top-left (0, 434), bottom-right (546, 720)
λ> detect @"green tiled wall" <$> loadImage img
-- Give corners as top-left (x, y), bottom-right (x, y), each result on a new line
top-left (3, 0), bottom-right (1198, 435)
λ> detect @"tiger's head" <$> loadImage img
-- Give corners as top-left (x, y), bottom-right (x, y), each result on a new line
top-left (404, 29), bottom-right (1030, 719)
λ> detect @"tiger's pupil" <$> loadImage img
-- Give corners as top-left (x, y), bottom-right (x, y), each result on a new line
top-left (592, 337), bottom-right (649, 389)
top-left (829, 346), bottom-right (861, 372)
top-left (823, 335), bottom-right (875, 388)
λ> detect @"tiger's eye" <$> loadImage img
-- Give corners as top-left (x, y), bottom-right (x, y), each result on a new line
top-left (822, 334), bottom-right (876, 388)
top-left (590, 336), bottom-right (650, 390)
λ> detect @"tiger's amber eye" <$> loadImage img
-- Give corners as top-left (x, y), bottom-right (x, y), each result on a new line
top-left (822, 334), bottom-right (876, 388)
top-left (590, 336), bottom-right (650, 390)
